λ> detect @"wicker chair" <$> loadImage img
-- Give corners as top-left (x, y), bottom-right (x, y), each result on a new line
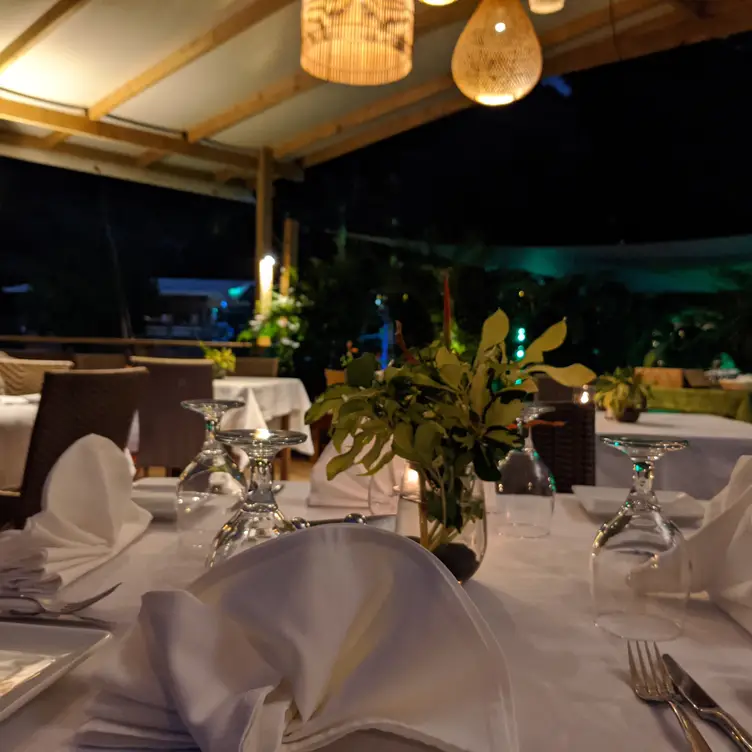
top-left (531, 402), bottom-right (596, 493)
top-left (130, 356), bottom-right (213, 473)
top-left (0, 358), bottom-right (74, 395)
top-left (0, 368), bottom-right (147, 529)
top-left (233, 357), bottom-right (280, 377)
top-left (74, 353), bottom-right (128, 370)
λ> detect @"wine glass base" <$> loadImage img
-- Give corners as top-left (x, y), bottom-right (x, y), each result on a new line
top-left (595, 611), bottom-right (683, 641)
top-left (495, 522), bottom-right (550, 539)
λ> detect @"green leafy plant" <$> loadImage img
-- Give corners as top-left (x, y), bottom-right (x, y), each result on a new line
top-left (237, 289), bottom-right (308, 372)
top-left (200, 343), bottom-right (236, 376)
top-left (306, 311), bottom-right (595, 550)
top-left (595, 367), bottom-right (651, 419)
top-left (340, 340), bottom-right (360, 368)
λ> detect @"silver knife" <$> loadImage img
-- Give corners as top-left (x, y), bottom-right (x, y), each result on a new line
top-left (664, 654), bottom-right (752, 751)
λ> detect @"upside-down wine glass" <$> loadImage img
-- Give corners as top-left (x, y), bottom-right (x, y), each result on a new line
top-left (491, 404), bottom-right (556, 538)
top-left (175, 400), bottom-right (247, 556)
top-left (206, 428), bottom-right (307, 567)
top-left (591, 435), bottom-right (690, 641)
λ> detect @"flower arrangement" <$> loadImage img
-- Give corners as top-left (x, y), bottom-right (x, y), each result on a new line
top-left (200, 344), bottom-right (236, 379)
top-left (596, 367), bottom-right (651, 422)
top-left (340, 340), bottom-right (359, 367)
top-left (237, 290), bottom-right (308, 371)
top-left (306, 310), bottom-right (595, 564)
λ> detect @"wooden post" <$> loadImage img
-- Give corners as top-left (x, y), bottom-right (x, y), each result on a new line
top-left (280, 217), bottom-right (299, 295)
top-left (255, 146), bottom-right (273, 303)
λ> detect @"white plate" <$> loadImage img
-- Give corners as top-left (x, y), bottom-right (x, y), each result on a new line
top-left (132, 478), bottom-right (179, 520)
top-left (572, 486), bottom-right (705, 523)
top-left (0, 620), bottom-right (111, 722)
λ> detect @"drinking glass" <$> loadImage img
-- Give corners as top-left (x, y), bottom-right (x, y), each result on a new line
top-left (206, 428), bottom-right (307, 567)
top-left (591, 435), bottom-right (690, 641)
top-left (491, 404), bottom-right (556, 538)
top-left (175, 400), bottom-right (247, 557)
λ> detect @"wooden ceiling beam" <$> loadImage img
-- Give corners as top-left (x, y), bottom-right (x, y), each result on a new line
top-left (87, 0), bottom-right (296, 121)
top-left (0, 96), bottom-right (258, 170)
top-left (275, 75), bottom-right (455, 159)
top-left (135, 149), bottom-right (167, 168)
top-left (0, 0), bottom-right (92, 75)
top-left (39, 131), bottom-right (68, 149)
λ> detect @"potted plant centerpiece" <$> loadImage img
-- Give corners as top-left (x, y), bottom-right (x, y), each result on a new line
top-left (201, 344), bottom-right (236, 379)
top-left (596, 367), bottom-right (651, 422)
top-left (306, 311), bottom-right (595, 581)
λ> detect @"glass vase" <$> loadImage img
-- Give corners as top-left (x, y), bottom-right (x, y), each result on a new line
top-left (396, 463), bottom-right (486, 582)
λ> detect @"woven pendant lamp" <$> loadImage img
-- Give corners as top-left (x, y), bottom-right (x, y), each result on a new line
top-left (529, 0), bottom-right (565, 14)
top-left (301, 0), bottom-right (415, 86)
top-left (419, 0), bottom-right (458, 6)
top-left (451, 0), bottom-right (542, 107)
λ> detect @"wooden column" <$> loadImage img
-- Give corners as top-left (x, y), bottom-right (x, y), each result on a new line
top-left (255, 146), bottom-right (273, 302)
top-left (280, 217), bottom-right (299, 295)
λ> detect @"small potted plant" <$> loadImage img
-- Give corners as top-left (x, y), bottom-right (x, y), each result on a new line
top-left (596, 367), bottom-right (650, 422)
top-left (201, 344), bottom-right (236, 379)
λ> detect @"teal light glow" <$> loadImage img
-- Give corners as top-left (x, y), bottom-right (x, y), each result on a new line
top-left (516, 327), bottom-right (526, 343)
top-left (228, 285), bottom-right (247, 299)
top-left (515, 347), bottom-right (525, 360)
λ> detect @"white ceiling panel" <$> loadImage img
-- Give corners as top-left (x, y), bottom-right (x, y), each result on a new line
top-left (111, 2), bottom-right (300, 131)
top-left (161, 152), bottom-right (247, 174)
top-left (213, 21), bottom-right (465, 150)
top-left (64, 134), bottom-right (144, 156)
top-left (0, 0), bottom-right (248, 109)
top-left (0, 0), bottom-right (60, 50)
top-left (0, 120), bottom-right (54, 138)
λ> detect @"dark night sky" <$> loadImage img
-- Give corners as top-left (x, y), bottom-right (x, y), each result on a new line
top-left (0, 28), bottom-right (751, 287)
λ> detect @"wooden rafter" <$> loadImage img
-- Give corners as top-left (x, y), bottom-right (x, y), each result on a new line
top-left (0, 0), bottom-right (92, 75)
top-left (0, 96), bottom-right (259, 170)
top-left (39, 132), bottom-right (68, 149)
top-left (87, 0), bottom-right (297, 121)
top-left (303, 0), bottom-right (752, 167)
top-left (135, 149), bottom-right (166, 168)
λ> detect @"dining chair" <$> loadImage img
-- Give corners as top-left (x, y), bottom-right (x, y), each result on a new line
top-left (233, 357), bottom-right (280, 377)
top-left (74, 353), bottom-right (128, 370)
top-left (0, 368), bottom-right (147, 529)
top-left (531, 402), bottom-right (596, 493)
top-left (129, 356), bottom-right (213, 475)
top-left (0, 358), bottom-right (74, 395)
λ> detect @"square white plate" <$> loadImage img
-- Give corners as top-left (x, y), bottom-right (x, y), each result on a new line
top-left (132, 478), bottom-right (179, 520)
top-left (0, 620), bottom-right (111, 722)
top-left (572, 485), bottom-right (705, 523)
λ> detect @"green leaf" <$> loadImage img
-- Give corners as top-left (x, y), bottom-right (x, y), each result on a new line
top-left (326, 432), bottom-right (370, 480)
top-left (415, 422), bottom-right (443, 463)
top-left (477, 309), bottom-right (510, 359)
top-left (346, 354), bottom-right (378, 387)
top-left (522, 320), bottom-right (568, 364)
top-left (393, 422), bottom-right (415, 460)
top-left (360, 433), bottom-right (389, 471)
top-left (408, 372), bottom-right (453, 391)
top-left (470, 364), bottom-right (490, 415)
top-left (486, 428), bottom-right (517, 445)
top-left (485, 398), bottom-right (523, 429)
top-left (361, 448), bottom-right (395, 476)
top-left (384, 365), bottom-right (401, 382)
top-left (528, 363), bottom-right (597, 387)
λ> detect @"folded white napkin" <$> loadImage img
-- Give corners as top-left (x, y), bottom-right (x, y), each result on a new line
top-left (308, 440), bottom-right (405, 512)
top-left (19, 434), bottom-right (152, 587)
top-left (0, 529), bottom-right (61, 596)
top-left (78, 525), bottom-right (518, 752)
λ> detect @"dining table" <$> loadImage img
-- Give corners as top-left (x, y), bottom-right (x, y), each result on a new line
top-left (4, 482), bottom-right (752, 751)
top-left (597, 410), bottom-right (752, 500)
top-left (0, 376), bottom-right (313, 490)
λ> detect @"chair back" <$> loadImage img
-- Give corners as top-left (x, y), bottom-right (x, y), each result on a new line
top-left (531, 402), bottom-right (595, 493)
top-left (535, 375), bottom-right (576, 402)
top-left (74, 353), bottom-right (128, 370)
top-left (130, 356), bottom-right (213, 470)
top-left (0, 358), bottom-right (73, 395)
top-left (325, 369), bottom-right (346, 386)
top-left (635, 367), bottom-right (683, 389)
top-left (234, 357), bottom-right (279, 377)
top-left (10, 368), bottom-right (147, 528)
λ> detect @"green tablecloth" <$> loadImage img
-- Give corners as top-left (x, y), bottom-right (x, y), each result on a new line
top-left (648, 387), bottom-right (752, 423)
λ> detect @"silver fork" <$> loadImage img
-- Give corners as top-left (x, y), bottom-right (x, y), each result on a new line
top-left (0, 582), bottom-right (121, 617)
top-left (628, 641), bottom-right (712, 752)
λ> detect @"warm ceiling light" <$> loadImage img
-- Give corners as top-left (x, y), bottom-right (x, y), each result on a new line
top-left (300, 0), bottom-right (415, 86)
top-left (419, 0), bottom-right (458, 5)
top-left (529, 0), bottom-right (565, 13)
top-left (451, 0), bottom-right (542, 107)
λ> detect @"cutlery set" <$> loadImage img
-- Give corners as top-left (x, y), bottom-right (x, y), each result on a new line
top-left (629, 641), bottom-right (752, 751)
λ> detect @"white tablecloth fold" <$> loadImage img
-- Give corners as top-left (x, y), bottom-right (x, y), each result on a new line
top-left (78, 525), bottom-right (518, 752)
top-left (0, 529), bottom-right (61, 596)
top-left (21, 434), bottom-right (151, 586)
top-left (308, 441), bottom-right (405, 511)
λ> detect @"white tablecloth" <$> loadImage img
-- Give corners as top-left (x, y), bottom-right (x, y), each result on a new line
top-left (4, 483), bottom-right (752, 751)
top-left (0, 377), bottom-right (314, 488)
top-left (214, 376), bottom-right (314, 456)
top-left (597, 411), bottom-right (752, 499)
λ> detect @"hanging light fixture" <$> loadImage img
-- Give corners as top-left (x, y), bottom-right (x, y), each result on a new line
top-left (300, 0), bottom-right (415, 86)
top-left (418, 0), bottom-right (458, 6)
top-left (529, 0), bottom-right (565, 14)
top-left (451, 0), bottom-right (542, 107)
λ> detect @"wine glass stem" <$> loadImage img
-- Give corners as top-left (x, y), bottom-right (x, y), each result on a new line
top-left (630, 459), bottom-right (655, 510)
top-left (518, 419), bottom-right (534, 452)
top-left (204, 417), bottom-right (221, 450)
top-left (249, 457), bottom-right (276, 506)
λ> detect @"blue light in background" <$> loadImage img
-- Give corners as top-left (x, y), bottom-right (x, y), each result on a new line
top-left (220, 300), bottom-right (228, 309)
top-left (541, 76), bottom-right (572, 97)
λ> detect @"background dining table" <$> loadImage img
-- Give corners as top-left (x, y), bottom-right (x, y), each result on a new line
top-left (3, 483), bottom-right (752, 751)
top-left (597, 410), bottom-right (752, 500)
top-left (0, 375), bottom-right (313, 490)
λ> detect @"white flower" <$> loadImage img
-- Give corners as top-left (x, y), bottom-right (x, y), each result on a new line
top-left (289, 321), bottom-right (300, 333)
top-left (280, 337), bottom-right (293, 347)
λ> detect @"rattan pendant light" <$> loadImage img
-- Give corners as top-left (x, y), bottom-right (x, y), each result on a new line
top-left (529, 0), bottom-right (565, 14)
top-left (451, 0), bottom-right (542, 107)
top-left (419, 0), bottom-right (458, 6)
top-left (300, 0), bottom-right (415, 86)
